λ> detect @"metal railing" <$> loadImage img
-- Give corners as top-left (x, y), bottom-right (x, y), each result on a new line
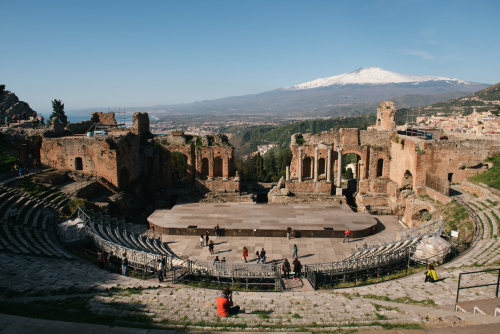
top-left (455, 268), bottom-right (500, 306)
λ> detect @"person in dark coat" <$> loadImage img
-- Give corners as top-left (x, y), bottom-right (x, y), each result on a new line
top-left (282, 259), bottom-right (291, 279)
top-left (293, 258), bottom-right (302, 279)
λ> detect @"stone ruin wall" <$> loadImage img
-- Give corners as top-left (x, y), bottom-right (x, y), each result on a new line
top-left (40, 137), bottom-right (120, 187)
top-left (389, 135), bottom-right (500, 193)
top-left (155, 132), bottom-right (240, 192)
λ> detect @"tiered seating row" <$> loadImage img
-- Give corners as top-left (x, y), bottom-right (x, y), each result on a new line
top-left (87, 219), bottom-right (177, 259)
top-left (0, 185), bottom-right (73, 259)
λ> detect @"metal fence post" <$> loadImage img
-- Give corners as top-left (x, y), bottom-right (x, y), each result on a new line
top-left (496, 269), bottom-right (500, 298)
top-left (456, 273), bottom-right (462, 305)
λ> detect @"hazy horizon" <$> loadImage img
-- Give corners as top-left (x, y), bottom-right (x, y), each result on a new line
top-left (1, 0), bottom-right (499, 112)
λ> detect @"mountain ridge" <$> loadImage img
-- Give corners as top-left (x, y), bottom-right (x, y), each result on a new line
top-left (287, 66), bottom-right (469, 89)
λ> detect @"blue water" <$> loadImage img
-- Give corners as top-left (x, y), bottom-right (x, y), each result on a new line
top-left (66, 113), bottom-right (133, 126)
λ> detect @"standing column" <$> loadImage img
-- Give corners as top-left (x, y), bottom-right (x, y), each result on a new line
top-left (298, 147), bottom-right (303, 182)
top-left (326, 148), bottom-right (332, 183)
top-left (336, 148), bottom-right (342, 188)
top-left (208, 149), bottom-right (214, 179)
top-left (286, 166), bottom-right (290, 181)
top-left (313, 146), bottom-right (319, 182)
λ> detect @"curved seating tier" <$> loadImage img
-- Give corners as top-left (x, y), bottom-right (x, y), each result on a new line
top-left (0, 185), bottom-right (73, 259)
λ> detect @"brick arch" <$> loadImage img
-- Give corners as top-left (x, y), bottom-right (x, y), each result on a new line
top-left (213, 156), bottom-right (223, 177)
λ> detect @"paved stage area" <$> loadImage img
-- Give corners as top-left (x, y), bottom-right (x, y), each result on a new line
top-left (148, 202), bottom-right (378, 237)
top-left (162, 215), bottom-right (402, 264)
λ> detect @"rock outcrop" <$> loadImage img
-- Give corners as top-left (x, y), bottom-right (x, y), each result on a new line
top-left (0, 86), bottom-right (36, 121)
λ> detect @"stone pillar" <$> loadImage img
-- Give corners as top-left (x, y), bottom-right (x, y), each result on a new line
top-left (313, 146), bottom-right (319, 182)
top-left (223, 156), bottom-right (229, 180)
top-left (336, 148), bottom-right (342, 188)
top-left (208, 149), bottom-right (214, 179)
top-left (326, 148), bottom-right (332, 183)
top-left (286, 166), bottom-right (290, 181)
top-left (298, 147), bottom-right (303, 183)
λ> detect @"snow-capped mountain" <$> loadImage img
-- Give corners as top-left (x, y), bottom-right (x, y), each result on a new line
top-left (131, 66), bottom-right (488, 122)
top-left (289, 66), bottom-right (468, 89)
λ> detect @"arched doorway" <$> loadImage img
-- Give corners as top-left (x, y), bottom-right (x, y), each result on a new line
top-left (213, 157), bottom-right (223, 177)
top-left (201, 158), bottom-right (209, 177)
top-left (119, 167), bottom-right (129, 189)
top-left (376, 158), bottom-right (384, 177)
top-left (171, 152), bottom-right (188, 184)
top-left (75, 157), bottom-right (83, 171)
top-left (318, 157), bottom-right (326, 176)
top-left (401, 170), bottom-right (413, 190)
top-left (303, 157), bottom-right (312, 179)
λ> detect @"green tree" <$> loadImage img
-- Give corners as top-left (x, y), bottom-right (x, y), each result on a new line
top-left (0, 84), bottom-right (5, 95)
top-left (50, 99), bottom-right (67, 124)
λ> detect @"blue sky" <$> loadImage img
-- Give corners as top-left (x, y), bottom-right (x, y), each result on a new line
top-left (1, 0), bottom-right (499, 112)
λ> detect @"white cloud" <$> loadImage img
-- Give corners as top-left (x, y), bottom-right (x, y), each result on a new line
top-left (401, 49), bottom-right (435, 60)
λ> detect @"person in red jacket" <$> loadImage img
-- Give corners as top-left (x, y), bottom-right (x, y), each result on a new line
top-left (216, 287), bottom-right (239, 316)
top-left (242, 247), bottom-right (248, 262)
top-left (343, 228), bottom-right (351, 243)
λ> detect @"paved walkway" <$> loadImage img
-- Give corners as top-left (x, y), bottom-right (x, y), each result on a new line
top-left (164, 214), bottom-right (402, 264)
top-left (1, 313), bottom-right (500, 334)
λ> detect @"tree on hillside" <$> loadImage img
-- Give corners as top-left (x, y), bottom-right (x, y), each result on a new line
top-left (50, 99), bottom-right (67, 124)
top-left (0, 84), bottom-right (5, 95)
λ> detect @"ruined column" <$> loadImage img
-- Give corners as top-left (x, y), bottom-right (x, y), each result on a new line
top-left (298, 147), bottom-right (303, 183)
top-left (326, 148), bottom-right (332, 183)
top-left (336, 148), bottom-right (342, 188)
top-left (313, 146), bottom-right (319, 182)
top-left (208, 149), bottom-right (214, 179)
top-left (223, 156), bottom-right (229, 180)
top-left (286, 166), bottom-right (290, 181)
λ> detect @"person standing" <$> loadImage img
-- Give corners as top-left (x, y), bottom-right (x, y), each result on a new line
top-left (200, 234), bottom-right (204, 247)
top-left (121, 255), bottom-right (128, 276)
top-left (255, 251), bottom-right (260, 264)
top-left (97, 250), bottom-right (104, 269)
top-left (157, 258), bottom-right (164, 282)
top-left (343, 228), bottom-right (351, 243)
top-left (242, 247), bottom-right (248, 263)
top-left (160, 256), bottom-right (166, 277)
top-left (282, 259), bottom-right (291, 279)
top-left (205, 231), bottom-right (210, 247)
top-left (260, 248), bottom-right (267, 264)
top-left (213, 256), bottom-right (220, 265)
top-left (209, 240), bottom-right (215, 255)
top-left (292, 244), bottom-right (298, 258)
top-left (293, 258), bottom-right (302, 279)
top-left (287, 227), bottom-right (292, 240)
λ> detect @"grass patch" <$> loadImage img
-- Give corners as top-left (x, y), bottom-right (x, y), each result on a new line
top-left (372, 303), bottom-right (399, 312)
top-left (469, 154), bottom-right (500, 190)
top-left (362, 294), bottom-right (437, 307)
top-left (436, 201), bottom-right (474, 243)
top-left (251, 310), bottom-right (270, 319)
top-left (486, 199), bottom-right (498, 206)
top-left (292, 313), bottom-right (302, 318)
top-left (484, 213), bottom-right (495, 238)
top-left (478, 201), bottom-right (490, 209)
top-left (16, 179), bottom-right (51, 197)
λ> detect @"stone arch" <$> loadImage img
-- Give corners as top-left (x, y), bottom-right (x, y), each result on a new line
top-left (401, 170), bottom-right (413, 190)
top-left (303, 156), bottom-right (312, 179)
top-left (342, 152), bottom-right (361, 180)
top-left (119, 167), bottom-right (129, 189)
top-left (213, 157), bottom-right (223, 177)
top-left (201, 158), bottom-right (209, 177)
top-left (74, 157), bottom-right (83, 171)
top-left (376, 158), bottom-right (384, 177)
top-left (318, 157), bottom-right (326, 176)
